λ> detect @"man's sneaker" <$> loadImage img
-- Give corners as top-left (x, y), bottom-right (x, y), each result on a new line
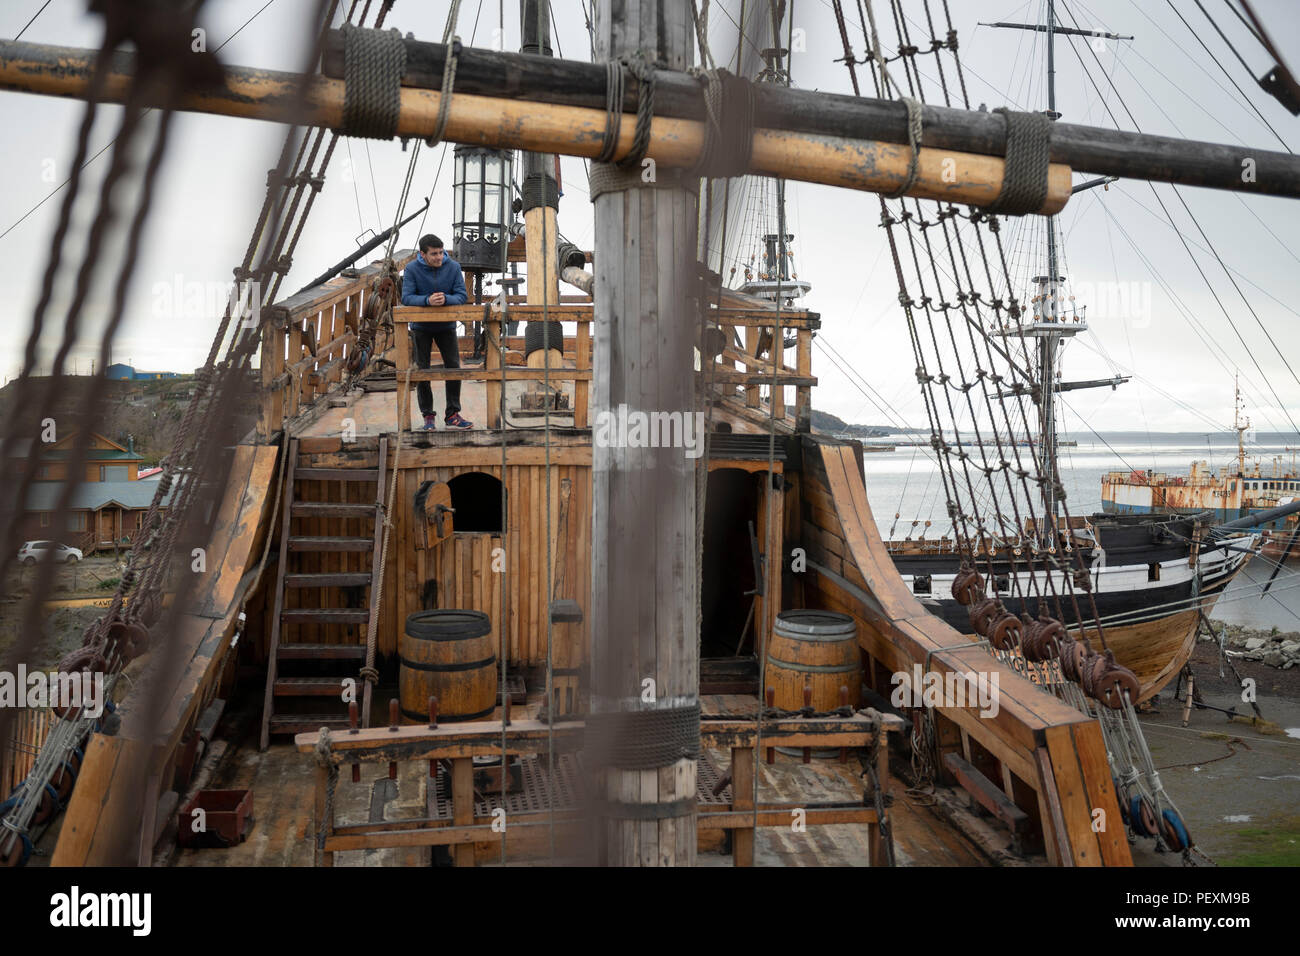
top-left (422, 415), bottom-right (438, 431)
top-left (444, 413), bottom-right (473, 429)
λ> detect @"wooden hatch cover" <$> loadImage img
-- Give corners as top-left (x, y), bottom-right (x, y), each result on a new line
top-left (414, 480), bottom-right (454, 549)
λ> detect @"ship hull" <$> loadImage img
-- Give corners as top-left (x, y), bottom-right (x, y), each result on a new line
top-left (889, 519), bottom-right (1254, 702)
top-left (913, 577), bottom-right (1235, 702)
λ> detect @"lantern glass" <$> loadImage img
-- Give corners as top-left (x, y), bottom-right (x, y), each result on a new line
top-left (452, 146), bottom-right (512, 272)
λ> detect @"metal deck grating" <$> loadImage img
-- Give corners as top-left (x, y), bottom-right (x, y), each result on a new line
top-left (429, 754), bottom-right (584, 819)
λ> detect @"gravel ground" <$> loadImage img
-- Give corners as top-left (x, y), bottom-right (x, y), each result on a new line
top-left (1129, 637), bottom-right (1300, 866)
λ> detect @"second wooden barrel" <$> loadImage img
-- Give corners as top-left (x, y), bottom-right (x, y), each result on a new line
top-left (400, 610), bottom-right (496, 723)
top-left (767, 609), bottom-right (861, 712)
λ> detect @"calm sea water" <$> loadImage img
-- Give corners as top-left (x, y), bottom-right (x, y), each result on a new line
top-left (856, 431), bottom-right (1300, 631)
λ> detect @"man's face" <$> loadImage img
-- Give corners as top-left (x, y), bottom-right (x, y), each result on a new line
top-left (422, 246), bottom-right (445, 267)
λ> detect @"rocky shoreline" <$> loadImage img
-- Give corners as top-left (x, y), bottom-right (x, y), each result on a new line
top-left (1203, 622), bottom-right (1300, 669)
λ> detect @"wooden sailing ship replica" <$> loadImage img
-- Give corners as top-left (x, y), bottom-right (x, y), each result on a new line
top-left (2, 0), bottom-right (1299, 869)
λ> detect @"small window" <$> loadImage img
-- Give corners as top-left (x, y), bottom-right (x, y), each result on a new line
top-left (67, 513), bottom-right (87, 532)
top-left (913, 574), bottom-right (932, 595)
top-left (100, 465), bottom-right (129, 481)
top-left (996, 575), bottom-right (1010, 594)
top-left (1148, 563), bottom-right (1160, 582)
top-left (39, 512), bottom-right (50, 528)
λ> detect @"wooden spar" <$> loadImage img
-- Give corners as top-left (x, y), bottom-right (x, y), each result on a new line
top-left (588, 0), bottom-right (698, 866)
top-left (3, 34), bottom-right (1292, 199)
top-left (325, 34), bottom-right (1300, 200)
top-left (0, 38), bottom-right (1068, 213)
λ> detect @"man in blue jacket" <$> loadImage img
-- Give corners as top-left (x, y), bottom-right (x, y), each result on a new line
top-left (401, 234), bottom-right (472, 429)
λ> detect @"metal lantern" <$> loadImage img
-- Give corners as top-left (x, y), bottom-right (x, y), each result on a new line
top-left (452, 145), bottom-right (513, 272)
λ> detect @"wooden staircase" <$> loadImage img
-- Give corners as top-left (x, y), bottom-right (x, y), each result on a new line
top-left (260, 438), bottom-right (388, 748)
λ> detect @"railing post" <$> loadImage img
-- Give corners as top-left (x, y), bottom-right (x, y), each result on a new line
top-left (395, 314), bottom-right (411, 433)
top-left (796, 327), bottom-right (812, 431)
top-left (574, 319), bottom-right (589, 429)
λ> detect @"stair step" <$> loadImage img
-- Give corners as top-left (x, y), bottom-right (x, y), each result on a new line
top-left (268, 714), bottom-right (352, 735)
top-left (285, 573), bottom-right (374, 588)
top-left (277, 642), bottom-right (368, 660)
top-left (274, 677), bottom-right (351, 697)
top-left (292, 502), bottom-right (379, 518)
top-left (281, 608), bottom-right (369, 624)
top-left (288, 536), bottom-right (374, 552)
top-left (295, 468), bottom-right (380, 481)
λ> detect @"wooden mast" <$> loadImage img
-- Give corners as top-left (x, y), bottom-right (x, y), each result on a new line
top-left (521, 1), bottom-right (561, 312)
top-left (588, 0), bottom-right (699, 866)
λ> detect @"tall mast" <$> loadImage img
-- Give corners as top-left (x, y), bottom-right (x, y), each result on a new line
top-left (986, 8), bottom-right (1132, 542)
top-left (1235, 371), bottom-right (1251, 476)
top-left (1041, 0), bottom-right (1061, 529)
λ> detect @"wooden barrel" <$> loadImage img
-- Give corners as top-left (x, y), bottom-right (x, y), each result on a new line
top-left (400, 610), bottom-right (496, 723)
top-left (767, 610), bottom-right (861, 712)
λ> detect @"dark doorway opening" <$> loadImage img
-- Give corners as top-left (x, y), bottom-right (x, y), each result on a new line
top-left (701, 468), bottom-right (762, 659)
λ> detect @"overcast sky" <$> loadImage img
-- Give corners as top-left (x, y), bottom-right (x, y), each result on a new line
top-left (1, 0), bottom-right (1298, 436)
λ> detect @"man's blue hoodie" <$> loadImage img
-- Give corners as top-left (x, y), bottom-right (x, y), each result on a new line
top-left (401, 255), bottom-right (468, 330)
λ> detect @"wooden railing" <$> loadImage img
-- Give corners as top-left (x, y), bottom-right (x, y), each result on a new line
top-left (709, 294), bottom-right (819, 429)
top-left (391, 295), bottom-right (819, 433)
top-left (394, 302), bottom-right (593, 430)
top-left (801, 439), bottom-right (1131, 866)
top-left (258, 251), bottom-right (416, 437)
top-left (296, 701), bottom-right (899, 866)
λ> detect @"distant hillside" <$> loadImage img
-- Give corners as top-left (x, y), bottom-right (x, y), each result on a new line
top-left (793, 407), bottom-right (896, 438)
top-left (0, 375), bottom-right (197, 464)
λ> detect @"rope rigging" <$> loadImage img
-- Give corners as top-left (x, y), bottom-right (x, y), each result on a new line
top-left (826, 0), bottom-right (1245, 858)
top-left (0, 0), bottom-right (408, 865)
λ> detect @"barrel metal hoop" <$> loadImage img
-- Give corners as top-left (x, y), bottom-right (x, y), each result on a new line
top-left (774, 630), bottom-right (857, 642)
top-left (399, 654), bottom-right (496, 673)
top-left (766, 657), bottom-right (859, 673)
top-left (774, 610), bottom-right (857, 637)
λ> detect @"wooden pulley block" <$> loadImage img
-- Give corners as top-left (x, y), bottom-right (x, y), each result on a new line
top-left (1137, 796), bottom-right (1159, 838)
top-left (1083, 653), bottom-right (1110, 698)
top-left (1158, 812), bottom-right (1183, 851)
top-left (951, 566), bottom-right (984, 606)
top-left (31, 784), bottom-right (58, 825)
top-left (1036, 617), bottom-right (1065, 646)
top-left (989, 612), bottom-right (1022, 651)
top-left (968, 598), bottom-right (1001, 638)
top-left (1160, 809), bottom-right (1192, 851)
top-left (0, 832), bottom-right (29, 867)
top-left (51, 647), bottom-right (109, 719)
top-left (1026, 618), bottom-right (1061, 662)
top-left (137, 591), bottom-right (163, 627)
top-left (1060, 639), bottom-right (1086, 682)
top-left (1026, 627), bottom-right (1053, 663)
top-left (1093, 662), bottom-right (1140, 711)
top-left (121, 621), bottom-right (150, 661)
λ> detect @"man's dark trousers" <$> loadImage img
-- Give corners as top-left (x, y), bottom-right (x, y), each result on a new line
top-left (411, 326), bottom-right (462, 419)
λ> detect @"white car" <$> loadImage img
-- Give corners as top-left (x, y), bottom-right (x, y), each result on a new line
top-left (17, 541), bottom-right (83, 565)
